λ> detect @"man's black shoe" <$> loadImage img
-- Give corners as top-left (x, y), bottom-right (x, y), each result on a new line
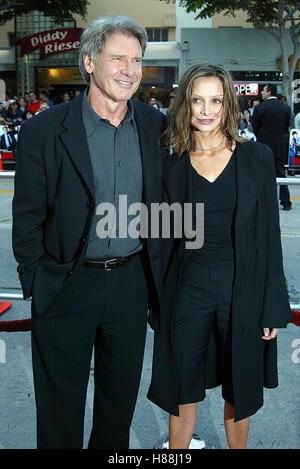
top-left (283, 205), bottom-right (292, 211)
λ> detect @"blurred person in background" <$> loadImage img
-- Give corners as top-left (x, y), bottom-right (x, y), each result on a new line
top-left (26, 91), bottom-right (41, 115)
top-left (239, 109), bottom-right (253, 133)
top-left (35, 101), bottom-right (50, 114)
top-left (39, 90), bottom-right (54, 107)
top-left (248, 97), bottom-right (260, 116)
top-left (63, 91), bottom-right (71, 102)
top-left (253, 84), bottom-right (292, 210)
top-left (22, 109), bottom-right (35, 123)
top-left (3, 100), bottom-right (23, 127)
top-left (18, 97), bottom-right (28, 116)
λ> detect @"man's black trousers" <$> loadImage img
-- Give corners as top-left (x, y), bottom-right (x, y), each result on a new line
top-left (274, 155), bottom-right (292, 208)
top-left (31, 254), bottom-right (149, 449)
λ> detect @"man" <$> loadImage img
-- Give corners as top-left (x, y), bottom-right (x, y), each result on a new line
top-left (39, 90), bottom-right (54, 107)
top-left (3, 100), bottom-right (23, 127)
top-left (252, 84), bottom-right (292, 210)
top-left (248, 97), bottom-right (260, 116)
top-left (26, 91), bottom-right (41, 114)
top-left (13, 16), bottom-right (168, 449)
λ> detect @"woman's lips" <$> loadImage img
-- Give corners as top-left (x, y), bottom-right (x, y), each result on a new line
top-left (197, 119), bottom-right (214, 125)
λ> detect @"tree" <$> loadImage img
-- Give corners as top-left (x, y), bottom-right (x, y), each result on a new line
top-left (0, 0), bottom-right (89, 25)
top-left (161, 0), bottom-right (300, 108)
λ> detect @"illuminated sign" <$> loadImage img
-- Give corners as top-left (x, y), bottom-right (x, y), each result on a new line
top-left (17, 28), bottom-right (82, 58)
top-left (234, 83), bottom-right (259, 96)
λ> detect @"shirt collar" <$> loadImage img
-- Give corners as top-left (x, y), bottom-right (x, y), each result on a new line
top-left (82, 88), bottom-right (134, 136)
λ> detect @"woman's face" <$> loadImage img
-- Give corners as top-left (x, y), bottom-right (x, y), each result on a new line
top-left (190, 76), bottom-right (224, 134)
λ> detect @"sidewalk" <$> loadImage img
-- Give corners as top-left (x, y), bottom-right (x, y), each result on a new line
top-left (0, 176), bottom-right (299, 449)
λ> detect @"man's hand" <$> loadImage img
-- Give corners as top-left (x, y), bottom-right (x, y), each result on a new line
top-left (262, 328), bottom-right (278, 340)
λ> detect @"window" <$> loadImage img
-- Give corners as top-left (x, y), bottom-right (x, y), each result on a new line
top-left (146, 28), bottom-right (168, 42)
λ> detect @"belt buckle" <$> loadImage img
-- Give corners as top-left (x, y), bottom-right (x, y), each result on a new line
top-left (104, 258), bottom-right (118, 271)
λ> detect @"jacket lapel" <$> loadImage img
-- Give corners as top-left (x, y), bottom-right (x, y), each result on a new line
top-left (133, 101), bottom-right (162, 206)
top-left (163, 153), bottom-right (187, 205)
top-left (59, 93), bottom-right (95, 201)
top-left (234, 141), bottom-right (266, 231)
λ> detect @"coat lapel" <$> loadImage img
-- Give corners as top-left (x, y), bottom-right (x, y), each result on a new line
top-left (59, 93), bottom-right (95, 201)
top-left (163, 153), bottom-right (188, 205)
top-left (234, 141), bottom-right (266, 231)
top-left (133, 101), bottom-right (162, 206)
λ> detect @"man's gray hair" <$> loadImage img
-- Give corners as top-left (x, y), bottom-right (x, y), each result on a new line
top-left (79, 16), bottom-right (148, 84)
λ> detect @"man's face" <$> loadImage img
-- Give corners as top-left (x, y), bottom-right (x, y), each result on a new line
top-left (148, 97), bottom-right (156, 105)
top-left (261, 86), bottom-right (270, 101)
top-left (84, 32), bottom-right (143, 104)
top-left (29, 93), bottom-right (36, 103)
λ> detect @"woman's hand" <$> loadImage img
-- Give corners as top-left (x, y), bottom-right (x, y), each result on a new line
top-left (262, 328), bottom-right (278, 340)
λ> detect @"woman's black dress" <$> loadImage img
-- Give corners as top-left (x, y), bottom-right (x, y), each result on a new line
top-left (173, 150), bottom-right (238, 404)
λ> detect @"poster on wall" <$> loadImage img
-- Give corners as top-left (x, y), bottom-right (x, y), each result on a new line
top-left (288, 128), bottom-right (300, 174)
top-left (238, 128), bottom-right (256, 141)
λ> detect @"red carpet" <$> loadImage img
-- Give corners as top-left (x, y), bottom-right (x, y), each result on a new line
top-left (291, 309), bottom-right (300, 327)
top-left (0, 301), bottom-right (11, 315)
top-left (0, 318), bottom-right (32, 331)
top-left (0, 306), bottom-right (298, 332)
top-left (0, 301), bottom-right (32, 331)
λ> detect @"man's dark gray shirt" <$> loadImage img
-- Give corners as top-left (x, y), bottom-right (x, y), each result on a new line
top-left (82, 90), bottom-right (143, 260)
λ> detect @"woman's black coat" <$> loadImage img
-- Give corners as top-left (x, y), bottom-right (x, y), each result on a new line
top-left (147, 140), bottom-right (292, 422)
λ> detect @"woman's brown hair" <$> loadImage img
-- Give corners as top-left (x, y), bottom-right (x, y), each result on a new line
top-left (166, 63), bottom-right (242, 155)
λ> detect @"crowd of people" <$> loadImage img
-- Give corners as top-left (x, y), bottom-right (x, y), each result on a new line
top-left (0, 89), bottom-right (83, 128)
top-left (0, 90), bottom-right (71, 157)
top-left (2, 86), bottom-right (297, 153)
top-left (0, 88), bottom-right (176, 159)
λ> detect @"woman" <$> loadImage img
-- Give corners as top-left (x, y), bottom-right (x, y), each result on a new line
top-left (18, 97), bottom-right (28, 116)
top-left (239, 109), bottom-right (253, 133)
top-left (147, 64), bottom-right (292, 449)
top-left (21, 109), bottom-right (34, 124)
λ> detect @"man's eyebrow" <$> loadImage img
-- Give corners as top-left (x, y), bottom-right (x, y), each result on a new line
top-left (110, 53), bottom-right (142, 59)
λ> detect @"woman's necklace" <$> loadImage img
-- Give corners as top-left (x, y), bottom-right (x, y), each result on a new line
top-left (194, 136), bottom-right (226, 152)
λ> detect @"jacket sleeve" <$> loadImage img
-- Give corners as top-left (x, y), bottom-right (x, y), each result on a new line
top-left (252, 105), bottom-right (261, 137)
top-left (12, 120), bottom-right (47, 299)
top-left (261, 145), bottom-right (292, 328)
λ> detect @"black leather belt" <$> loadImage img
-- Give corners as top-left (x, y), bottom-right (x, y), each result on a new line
top-left (84, 252), bottom-right (139, 271)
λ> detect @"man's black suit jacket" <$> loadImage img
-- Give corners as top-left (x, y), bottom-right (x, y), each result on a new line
top-left (252, 97), bottom-right (291, 158)
top-left (12, 92), bottom-right (168, 330)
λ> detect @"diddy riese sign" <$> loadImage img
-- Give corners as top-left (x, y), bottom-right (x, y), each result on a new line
top-left (17, 28), bottom-right (82, 58)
